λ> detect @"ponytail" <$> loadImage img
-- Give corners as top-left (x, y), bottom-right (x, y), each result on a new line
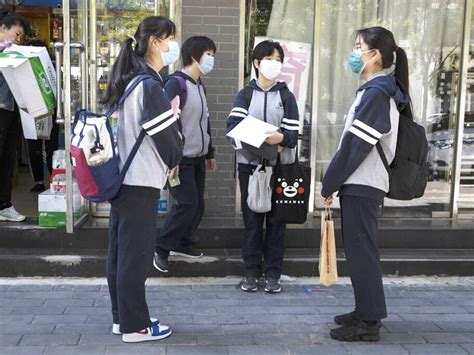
top-left (101, 16), bottom-right (176, 107)
top-left (393, 46), bottom-right (413, 118)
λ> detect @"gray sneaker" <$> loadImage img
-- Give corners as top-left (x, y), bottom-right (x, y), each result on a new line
top-left (153, 253), bottom-right (169, 273)
top-left (241, 277), bottom-right (258, 292)
top-left (264, 278), bottom-right (281, 293)
top-left (0, 206), bottom-right (26, 222)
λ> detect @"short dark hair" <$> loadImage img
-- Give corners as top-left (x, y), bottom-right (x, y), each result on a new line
top-left (181, 36), bottom-right (216, 67)
top-left (251, 40), bottom-right (284, 78)
top-left (0, 11), bottom-right (31, 36)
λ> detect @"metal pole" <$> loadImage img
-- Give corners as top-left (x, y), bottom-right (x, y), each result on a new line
top-left (449, 0), bottom-right (472, 220)
top-left (308, 0), bottom-right (322, 214)
top-left (54, 42), bottom-right (64, 124)
top-left (63, 0), bottom-right (74, 234)
top-left (89, 0), bottom-right (97, 112)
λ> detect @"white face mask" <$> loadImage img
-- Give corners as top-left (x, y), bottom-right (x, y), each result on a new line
top-left (198, 54), bottom-right (214, 75)
top-left (259, 59), bottom-right (283, 81)
top-left (161, 40), bottom-right (180, 66)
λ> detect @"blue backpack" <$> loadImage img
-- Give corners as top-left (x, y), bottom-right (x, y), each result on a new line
top-left (70, 74), bottom-right (153, 202)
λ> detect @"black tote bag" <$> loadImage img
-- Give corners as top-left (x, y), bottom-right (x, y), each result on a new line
top-left (272, 153), bottom-right (311, 224)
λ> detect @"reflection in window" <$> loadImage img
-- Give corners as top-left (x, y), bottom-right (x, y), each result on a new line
top-left (316, 0), bottom-right (465, 217)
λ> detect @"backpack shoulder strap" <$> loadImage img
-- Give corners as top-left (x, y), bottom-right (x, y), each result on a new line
top-left (106, 74), bottom-right (154, 117)
top-left (376, 142), bottom-right (390, 173)
top-left (279, 86), bottom-right (290, 110)
top-left (244, 86), bottom-right (253, 109)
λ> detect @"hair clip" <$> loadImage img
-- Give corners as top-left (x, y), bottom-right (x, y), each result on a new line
top-left (128, 35), bottom-right (137, 45)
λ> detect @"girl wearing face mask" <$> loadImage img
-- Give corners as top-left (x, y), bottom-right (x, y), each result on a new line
top-left (153, 36), bottom-right (217, 271)
top-left (0, 12), bottom-right (30, 223)
top-left (226, 40), bottom-right (299, 294)
top-left (101, 16), bottom-right (183, 343)
top-left (321, 27), bottom-right (411, 342)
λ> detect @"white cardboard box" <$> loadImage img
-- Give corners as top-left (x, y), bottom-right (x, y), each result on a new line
top-left (0, 45), bottom-right (56, 119)
top-left (38, 190), bottom-right (83, 213)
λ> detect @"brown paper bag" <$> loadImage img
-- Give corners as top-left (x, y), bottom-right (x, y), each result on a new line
top-left (319, 208), bottom-right (338, 286)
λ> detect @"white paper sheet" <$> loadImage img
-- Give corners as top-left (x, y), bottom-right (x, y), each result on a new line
top-left (226, 115), bottom-right (279, 148)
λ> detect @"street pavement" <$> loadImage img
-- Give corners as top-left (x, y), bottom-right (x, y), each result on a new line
top-left (0, 276), bottom-right (473, 354)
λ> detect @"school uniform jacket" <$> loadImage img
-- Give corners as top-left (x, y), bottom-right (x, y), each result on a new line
top-left (164, 70), bottom-right (215, 160)
top-left (226, 79), bottom-right (299, 168)
top-left (321, 73), bottom-right (410, 200)
top-left (118, 68), bottom-right (183, 190)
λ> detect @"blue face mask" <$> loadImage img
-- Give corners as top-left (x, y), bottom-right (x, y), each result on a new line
top-left (198, 54), bottom-right (214, 75)
top-left (348, 49), bottom-right (374, 74)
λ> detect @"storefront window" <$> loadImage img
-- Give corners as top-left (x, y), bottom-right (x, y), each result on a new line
top-left (245, 0), bottom-right (315, 163)
top-left (314, 0), bottom-right (466, 218)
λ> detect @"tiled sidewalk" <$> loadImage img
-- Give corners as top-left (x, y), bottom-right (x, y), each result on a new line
top-left (0, 277), bottom-right (473, 354)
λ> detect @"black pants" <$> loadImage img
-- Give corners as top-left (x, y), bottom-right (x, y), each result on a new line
top-left (239, 166), bottom-right (286, 279)
top-left (340, 194), bottom-right (387, 321)
top-left (26, 117), bottom-right (59, 182)
top-left (156, 157), bottom-right (206, 257)
top-left (0, 107), bottom-right (19, 210)
top-left (107, 185), bottom-right (159, 333)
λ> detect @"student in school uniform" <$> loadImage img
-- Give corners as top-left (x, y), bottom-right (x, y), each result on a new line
top-left (227, 40), bottom-right (299, 293)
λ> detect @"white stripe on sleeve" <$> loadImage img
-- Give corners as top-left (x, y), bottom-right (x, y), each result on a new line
top-left (146, 115), bottom-right (177, 136)
top-left (142, 109), bottom-right (174, 130)
top-left (282, 118), bottom-right (299, 126)
top-left (349, 126), bottom-right (378, 145)
top-left (231, 107), bottom-right (248, 115)
top-left (281, 123), bottom-right (299, 131)
top-left (229, 112), bottom-right (247, 118)
top-left (353, 119), bottom-right (382, 139)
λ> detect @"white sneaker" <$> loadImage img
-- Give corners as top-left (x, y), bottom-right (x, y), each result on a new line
top-left (0, 206), bottom-right (26, 222)
top-left (122, 323), bottom-right (172, 343)
top-left (112, 317), bottom-right (159, 335)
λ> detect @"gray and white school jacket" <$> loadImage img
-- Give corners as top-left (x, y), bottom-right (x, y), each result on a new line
top-left (226, 79), bottom-right (299, 167)
top-left (321, 73), bottom-right (410, 200)
top-left (118, 69), bottom-right (183, 190)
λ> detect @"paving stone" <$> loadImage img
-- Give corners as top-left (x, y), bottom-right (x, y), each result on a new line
top-left (25, 291), bottom-right (74, 299)
top-left (191, 314), bottom-right (246, 324)
top-left (54, 324), bottom-right (112, 335)
top-left (383, 321), bottom-right (442, 332)
top-left (11, 306), bottom-right (66, 315)
top-left (45, 298), bottom-right (95, 307)
top-left (377, 332), bottom-right (427, 344)
top-left (44, 345), bottom-right (106, 354)
top-left (54, 285), bottom-right (101, 291)
top-left (105, 344), bottom-right (166, 354)
top-left (0, 307), bottom-right (12, 315)
top-left (253, 333), bottom-right (312, 345)
top-left (460, 344), bottom-right (474, 353)
top-left (33, 315), bottom-right (88, 324)
top-left (0, 315), bottom-right (33, 324)
top-left (435, 322), bottom-right (474, 332)
top-left (79, 334), bottom-right (122, 346)
top-left (222, 324), bottom-right (278, 334)
top-left (342, 344), bottom-right (408, 354)
top-left (286, 345), bottom-right (349, 354)
top-left (0, 291), bottom-right (26, 299)
top-left (0, 298), bottom-right (45, 307)
top-left (73, 292), bottom-right (110, 299)
top-left (218, 306), bottom-right (268, 315)
top-left (0, 285), bottom-right (11, 291)
top-left (166, 306), bottom-right (218, 315)
top-left (227, 345), bottom-right (288, 355)
top-left (402, 344), bottom-right (469, 354)
top-left (196, 333), bottom-right (254, 346)
top-left (267, 306), bottom-right (319, 315)
top-left (0, 324), bottom-right (54, 335)
top-left (166, 345), bottom-right (228, 354)
top-left (0, 346), bottom-right (46, 354)
top-left (64, 306), bottom-right (110, 315)
top-left (0, 335), bottom-right (21, 346)
top-left (19, 334), bottom-right (80, 346)
top-left (422, 332), bottom-right (474, 344)
top-left (8, 285), bottom-right (54, 292)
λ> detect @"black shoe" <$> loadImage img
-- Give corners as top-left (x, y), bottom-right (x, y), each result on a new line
top-left (241, 277), bottom-right (258, 292)
top-left (330, 320), bottom-right (380, 342)
top-left (264, 278), bottom-right (282, 294)
top-left (334, 311), bottom-right (382, 328)
top-left (169, 246), bottom-right (203, 258)
top-left (153, 253), bottom-right (169, 273)
top-left (30, 183), bottom-right (46, 193)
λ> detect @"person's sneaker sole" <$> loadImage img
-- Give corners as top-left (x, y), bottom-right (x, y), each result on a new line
top-left (330, 331), bottom-right (380, 342)
top-left (334, 318), bottom-right (382, 328)
top-left (122, 328), bottom-right (172, 343)
top-left (241, 284), bottom-right (257, 292)
top-left (169, 251), bottom-right (203, 258)
top-left (264, 287), bottom-right (282, 294)
top-left (0, 215), bottom-right (26, 222)
top-left (113, 318), bottom-right (160, 335)
top-left (153, 259), bottom-right (168, 273)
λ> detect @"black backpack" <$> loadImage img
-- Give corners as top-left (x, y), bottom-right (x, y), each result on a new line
top-left (376, 107), bottom-right (429, 200)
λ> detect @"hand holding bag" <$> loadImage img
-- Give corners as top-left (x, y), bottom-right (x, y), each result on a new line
top-left (319, 207), bottom-right (338, 286)
top-left (247, 159), bottom-right (273, 213)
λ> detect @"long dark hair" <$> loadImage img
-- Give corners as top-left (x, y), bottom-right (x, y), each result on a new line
top-left (356, 26), bottom-right (412, 117)
top-left (0, 11), bottom-right (30, 37)
top-left (101, 16), bottom-right (176, 106)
